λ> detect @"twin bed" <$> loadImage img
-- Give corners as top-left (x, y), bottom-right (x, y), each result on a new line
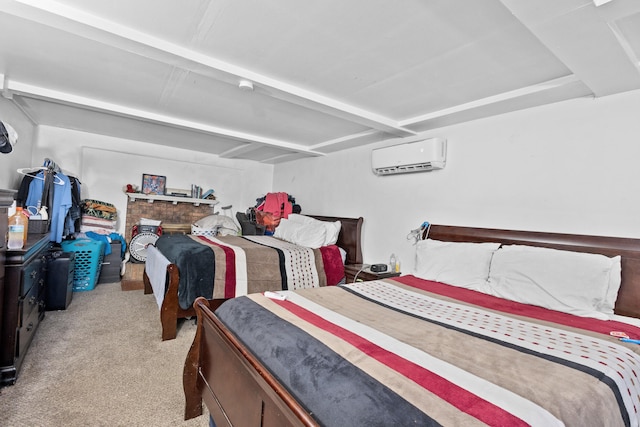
top-left (182, 223), bottom-right (640, 426)
top-left (143, 215), bottom-right (363, 341)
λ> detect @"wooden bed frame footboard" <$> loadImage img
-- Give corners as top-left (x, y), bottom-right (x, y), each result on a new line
top-left (144, 215), bottom-right (364, 341)
top-left (184, 297), bottom-right (319, 426)
top-left (143, 267), bottom-right (225, 341)
top-left (183, 224), bottom-right (640, 424)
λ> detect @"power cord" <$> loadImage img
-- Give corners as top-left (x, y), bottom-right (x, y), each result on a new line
top-left (352, 264), bottom-right (371, 283)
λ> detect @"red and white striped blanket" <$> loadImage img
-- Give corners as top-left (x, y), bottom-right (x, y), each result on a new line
top-left (149, 234), bottom-right (344, 310)
top-left (216, 275), bottom-right (640, 426)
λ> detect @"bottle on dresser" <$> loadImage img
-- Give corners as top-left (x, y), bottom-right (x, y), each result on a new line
top-left (389, 253), bottom-right (400, 273)
top-left (7, 206), bottom-right (28, 249)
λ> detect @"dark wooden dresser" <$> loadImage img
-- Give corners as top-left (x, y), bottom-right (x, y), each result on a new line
top-left (0, 189), bottom-right (16, 366)
top-left (0, 232), bottom-right (50, 386)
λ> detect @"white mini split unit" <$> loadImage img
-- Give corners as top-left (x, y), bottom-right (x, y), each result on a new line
top-left (371, 137), bottom-right (447, 176)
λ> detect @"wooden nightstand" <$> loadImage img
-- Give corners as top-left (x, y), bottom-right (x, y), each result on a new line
top-left (344, 264), bottom-right (401, 283)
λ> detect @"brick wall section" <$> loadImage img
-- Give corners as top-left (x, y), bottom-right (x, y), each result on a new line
top-left (124, 199), bottom-right (214, 241)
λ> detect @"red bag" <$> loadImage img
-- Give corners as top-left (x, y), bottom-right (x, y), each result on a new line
top-left (255, 210), bottom-right (280, 233)
top-left (255, 192), bottom-right (292, 232)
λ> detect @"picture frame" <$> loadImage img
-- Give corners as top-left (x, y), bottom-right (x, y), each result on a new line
top-left (141, 174), bottom-right (167, 195)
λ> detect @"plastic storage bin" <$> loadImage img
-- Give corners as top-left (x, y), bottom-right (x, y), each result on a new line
top-left (28, 218), bottom-right (50, 234)
top-left (191, 223), bottom-right (217, 237)
top-left (98, 240), bottom-right (122, 284)
top-left (60, 239), bottom-right (106, 291)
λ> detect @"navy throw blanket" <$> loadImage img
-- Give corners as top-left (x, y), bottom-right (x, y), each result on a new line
top-left (154, 234), bottom-right (215, 310)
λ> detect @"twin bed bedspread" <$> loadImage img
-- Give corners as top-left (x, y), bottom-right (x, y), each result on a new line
top-left (215, 275), bottom-right (640, 426)
top-left (153, 234), bottom-right (344, 310)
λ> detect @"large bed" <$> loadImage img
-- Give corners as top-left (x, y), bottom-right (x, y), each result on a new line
top-left (143, 215), bottom-right (363, 340)
top-left (183, 224), bottom-right (640, 426)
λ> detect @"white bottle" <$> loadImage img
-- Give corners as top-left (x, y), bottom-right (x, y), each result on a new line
top-left (39, 206), bottom-right (48, 220)
top-left (389, 253), bottom-right (397, 273)
top-left (31, 202), bottom-right (41, 220)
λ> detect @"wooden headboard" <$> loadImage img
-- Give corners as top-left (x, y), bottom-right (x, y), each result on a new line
top-left (426, 224), bottom-right (640, 319)
top-left (310, 215), bottom-right (363, 265)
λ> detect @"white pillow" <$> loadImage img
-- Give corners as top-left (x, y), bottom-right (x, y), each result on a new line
top-left (486, 245), bottom-right (622, 320)
top-left (194, 214), bottom-right (239, 235)
top-left (413, 239), bottom-right (501, 290)
top-left (274, 218), bottom-right (327, 249)
top-left (287, 214), bottom-right (342, 246)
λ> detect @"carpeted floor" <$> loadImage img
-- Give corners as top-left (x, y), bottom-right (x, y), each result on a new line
top-left (0, 281), bottom-right (209, 427)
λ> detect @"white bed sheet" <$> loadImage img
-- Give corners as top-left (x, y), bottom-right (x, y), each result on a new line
top-left (145, 245), bottom-right (171, 310)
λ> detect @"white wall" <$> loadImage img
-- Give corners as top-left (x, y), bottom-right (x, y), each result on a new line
top-left (273, 89), bottom-right (640, 274)
top-left (32, 126), bottom-right (274, 234)
top-left (0, 98), bottom-right (37, 190)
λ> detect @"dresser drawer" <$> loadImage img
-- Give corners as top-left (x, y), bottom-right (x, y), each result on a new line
top-left (16, 304), bottom-right (39, 361)
top-left (19, 283), bottom-right (40, 328)
top-left (20, 256), bottom-right (44, 297)
top-left (0, 206), bottom-right (6, 256)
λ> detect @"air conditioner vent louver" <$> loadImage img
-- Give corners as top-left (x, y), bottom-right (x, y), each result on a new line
top-left (371, 138), bottom-right (446, 176)
top-left (375, 162), bottom-right (435, 175)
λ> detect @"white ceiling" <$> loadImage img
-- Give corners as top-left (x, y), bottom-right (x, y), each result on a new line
top-left (1, 0), bottom-right (640, 163)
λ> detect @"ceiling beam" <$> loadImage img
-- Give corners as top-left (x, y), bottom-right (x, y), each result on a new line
top-left (6, 78), bottom-right (327, 157)
top-left (219, 143), bottom-right (263, 159)
top-left (5, 0), bottom-right (416, 138)
top-left (500, 0), bottom-right (640, 97)
top-left (400, 75), bottom-right (584, 127)
top-left (264, 152), bottom-right (313, 164)
top-left (310, 130), bottom-right (389, 153)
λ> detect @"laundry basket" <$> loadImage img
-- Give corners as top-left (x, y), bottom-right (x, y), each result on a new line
top-left (191, 223), bottom-right (218, 237)
top-left (60, 239), bottom-right (106, 291)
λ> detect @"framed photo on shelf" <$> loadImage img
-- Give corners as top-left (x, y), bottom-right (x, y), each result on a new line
top-left (141, 174), bottom-right (167, 195)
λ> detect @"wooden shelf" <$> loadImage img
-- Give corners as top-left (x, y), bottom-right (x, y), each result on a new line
top-left (124, 192), bottom-right (218, 207)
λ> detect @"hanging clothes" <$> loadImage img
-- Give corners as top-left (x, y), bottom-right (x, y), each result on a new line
top-left (25, 169), bottom-right (73, 243)
top-left (65, 176), bottom-right (82, 236)
top-left (16, 173), bottom-right (35, 207)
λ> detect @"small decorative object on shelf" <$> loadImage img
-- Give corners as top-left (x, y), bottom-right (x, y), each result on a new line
top-left (201, 188), bottom-right (215, 199)
top-left (166, 188), bottom-right (190, 197)
top-left (124, 184), bottom-right (138, 193)
top-left (141, 174), bottom-right (166, 195)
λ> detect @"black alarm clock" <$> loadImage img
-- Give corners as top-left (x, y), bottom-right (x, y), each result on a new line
top-left (370, 263), bottom-right (388, 273)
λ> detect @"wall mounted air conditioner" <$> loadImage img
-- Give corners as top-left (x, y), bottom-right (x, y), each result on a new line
top-left (371, 137), bottom-right (447, 176)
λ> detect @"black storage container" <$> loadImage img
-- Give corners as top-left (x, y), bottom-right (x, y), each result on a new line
top-left (98, 240), bottom-right (122, 284)
top-left (45, 250), bottom-right (75, 310)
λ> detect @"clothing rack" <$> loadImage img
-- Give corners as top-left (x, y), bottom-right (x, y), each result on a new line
top-left (17, 157), bottom-right (82, 243)
top-left (16, 167), bottom-right (64, 185)
top-left (15, 157), bottom-right (65, 211)
top-left (18, 157), bottom-right (60, 185)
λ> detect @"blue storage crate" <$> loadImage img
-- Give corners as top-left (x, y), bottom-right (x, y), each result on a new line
top-left (61, 239), bottom-right (106, 291)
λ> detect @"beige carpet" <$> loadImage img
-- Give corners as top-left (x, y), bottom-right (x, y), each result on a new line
top-left (0, 281), bottom-right (209, 427)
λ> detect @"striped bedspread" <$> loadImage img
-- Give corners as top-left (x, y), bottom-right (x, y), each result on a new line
top-left (153, 234), bottom-right (344, 310)
top-left (215, 275), bottom-right (640, 427)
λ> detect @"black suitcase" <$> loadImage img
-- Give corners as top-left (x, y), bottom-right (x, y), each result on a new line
top-left (45, 251), bottom-right (75, 310)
